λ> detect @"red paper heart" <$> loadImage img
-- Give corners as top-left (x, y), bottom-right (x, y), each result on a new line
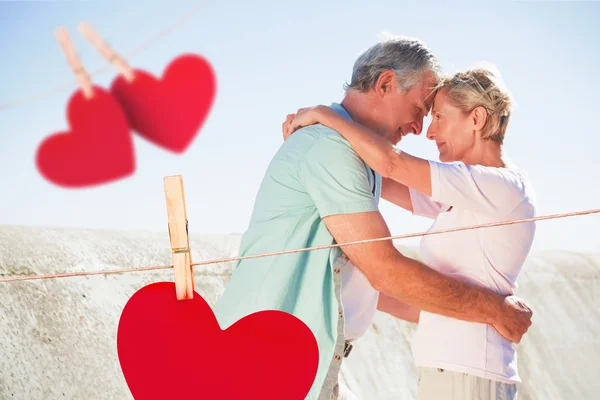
top-left (117, 282), bottom-right (319, 400)
top-left (35, 87), bottom-right (135, 188)
top-left (111, 54), bottom-right (216, 153)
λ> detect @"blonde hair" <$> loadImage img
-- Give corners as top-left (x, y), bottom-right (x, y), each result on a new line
top-left (436, 63), bottom-right (513, 144)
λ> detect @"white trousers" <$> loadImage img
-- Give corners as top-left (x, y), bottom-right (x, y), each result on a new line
top-left (417, 367), bottom-right (518, 400)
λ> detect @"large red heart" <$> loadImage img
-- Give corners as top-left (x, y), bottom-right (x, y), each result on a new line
top-left (110, 54), bottom-right (216, 154)
top-left (35, 86), bottom-right (135, 188)
top-left (117, 282), bottom-right (319, 399)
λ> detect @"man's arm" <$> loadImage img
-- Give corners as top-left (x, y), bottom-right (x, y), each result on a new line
top-left (323, 211), bottom-right (532, 343)
top-left (296, 134), bottom-right (532, 343)
top-left (377, 292), bottom-right (420, 323)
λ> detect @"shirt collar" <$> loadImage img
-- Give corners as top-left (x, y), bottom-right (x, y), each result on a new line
top-left (329, 102), bottom-right (353, 121)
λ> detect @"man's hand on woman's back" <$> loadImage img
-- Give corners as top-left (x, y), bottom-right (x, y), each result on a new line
top-left (322, 210), bottom-right (533, 343)
top-left (493, 295), bottom-right (533, 343)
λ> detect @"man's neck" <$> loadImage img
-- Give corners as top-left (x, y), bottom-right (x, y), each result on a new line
top-left (340, 92), bottom-right (389, 140)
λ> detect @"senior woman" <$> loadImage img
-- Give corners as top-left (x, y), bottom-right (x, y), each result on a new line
top-left (282, 66), bottom-right (536, 400)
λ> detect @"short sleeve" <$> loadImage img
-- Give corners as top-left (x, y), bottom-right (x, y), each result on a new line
top-left (409, 187), bottom-right (450, 219)
top-left (429, 160), bottom-right (525, 214)
top-left (298, 135), bottom-right (378, 218)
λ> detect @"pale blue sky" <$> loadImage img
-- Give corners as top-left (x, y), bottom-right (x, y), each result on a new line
top-left (0, 1), bottom-right (598, 253)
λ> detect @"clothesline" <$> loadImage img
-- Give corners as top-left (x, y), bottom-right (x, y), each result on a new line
top-left (1, 207), bottom-right (598, 283)
top-left (0, 1), bottom-right (210, 111)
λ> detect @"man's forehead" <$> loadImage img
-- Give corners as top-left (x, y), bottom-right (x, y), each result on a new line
top-left (421, 75), bottom-right (439, 112)
top-left (420, 90), bottom-right (435, 114)
top-left (424, 95), bottom-right (434, 112)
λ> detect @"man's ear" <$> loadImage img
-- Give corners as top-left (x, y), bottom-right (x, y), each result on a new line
top-left (375, 70), bottom-right (397, 98)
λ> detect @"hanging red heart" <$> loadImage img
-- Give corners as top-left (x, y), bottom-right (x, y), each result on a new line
top-left (110, 54), bottom-right (216, 154)
top-left (35, 87), bottom-right (135, 188)
top-left (117, 282), bottom-right (319, 400)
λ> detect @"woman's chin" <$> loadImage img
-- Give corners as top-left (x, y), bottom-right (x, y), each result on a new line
top-left (438, 154), bottom-right (457, 163)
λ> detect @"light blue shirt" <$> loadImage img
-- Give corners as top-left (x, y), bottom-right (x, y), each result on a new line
top-left (214, 103), bottom-right (381, 399)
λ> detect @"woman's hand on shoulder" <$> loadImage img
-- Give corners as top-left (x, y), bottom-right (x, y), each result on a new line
top-left (281, 105), bottom-right (331, 141)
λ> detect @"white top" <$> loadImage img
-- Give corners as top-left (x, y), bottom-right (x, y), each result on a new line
top-left (340, 255), bottom-right (380, 341)
top-left (340, 165), bottom-right (382, 342)
top-left (410, 160), bottom-right (536, 384)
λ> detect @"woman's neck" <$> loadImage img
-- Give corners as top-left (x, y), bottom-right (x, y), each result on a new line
top-left (462, 140), bottom-right (506, 168)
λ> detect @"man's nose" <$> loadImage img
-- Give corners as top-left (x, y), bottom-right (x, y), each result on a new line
top-left (411, 119), bottom-right (423, 135)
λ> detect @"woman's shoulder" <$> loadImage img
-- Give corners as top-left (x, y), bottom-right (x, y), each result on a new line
top-left (466, 159), bottom-right (530, 186)
top-left (468, 163), bottom-right (537, 211)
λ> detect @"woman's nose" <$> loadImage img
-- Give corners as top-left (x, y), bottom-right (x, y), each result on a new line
top-left (426, 125), bottom-right (435, 140)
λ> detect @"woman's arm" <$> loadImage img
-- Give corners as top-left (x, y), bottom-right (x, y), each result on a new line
top-left (381, 178), bottom-right (413, 212)
top-left (291, 106), bottom-right (433, 197)
top-left (377, 292), bottom-right (421, 323)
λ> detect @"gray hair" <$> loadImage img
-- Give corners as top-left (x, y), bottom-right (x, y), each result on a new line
top-left (345, 33), bottom-right (441, 93)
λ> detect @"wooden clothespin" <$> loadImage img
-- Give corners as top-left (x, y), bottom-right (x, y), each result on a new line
top-left (77, 21), bottom-right (136, 83)
top-left (55, 26), bottom-right (94, 99)
top-left (164, 175), bottom-right (194, 300)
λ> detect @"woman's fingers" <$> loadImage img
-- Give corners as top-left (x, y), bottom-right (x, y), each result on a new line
top-left (282, 107), bottom-right (320, 141)
top-left (282, 113), bottom-right (296, 141)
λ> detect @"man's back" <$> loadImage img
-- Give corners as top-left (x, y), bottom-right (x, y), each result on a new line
top-left (214, 104), bottom-right (381, 399)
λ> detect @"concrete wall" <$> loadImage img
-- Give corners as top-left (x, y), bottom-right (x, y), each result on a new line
top-left (1, 226), bottom-right (598, 399)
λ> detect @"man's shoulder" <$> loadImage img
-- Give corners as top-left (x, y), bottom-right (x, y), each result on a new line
top-left (298, 123), bottom-right (346, 141)
top-left (285, 124), bottom-right (355, 158)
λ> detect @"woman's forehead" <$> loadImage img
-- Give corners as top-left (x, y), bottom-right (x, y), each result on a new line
top-left (431, 88), bottom-right (454, 112)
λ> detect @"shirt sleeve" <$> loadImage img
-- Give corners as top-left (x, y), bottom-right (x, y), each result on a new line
top-left (298, 135), bottom-right (378, 218)
top-left (409, 187), bottom-right (450, 219)
top-left (428, 160), bottom-right (525, 215)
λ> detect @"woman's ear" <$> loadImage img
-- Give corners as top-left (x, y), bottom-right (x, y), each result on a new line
top-left (471, 106), bottom-right (488, 132)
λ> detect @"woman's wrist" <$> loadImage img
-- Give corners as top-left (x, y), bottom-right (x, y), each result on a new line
top-left (316, 105), bottom-right (340, 129)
